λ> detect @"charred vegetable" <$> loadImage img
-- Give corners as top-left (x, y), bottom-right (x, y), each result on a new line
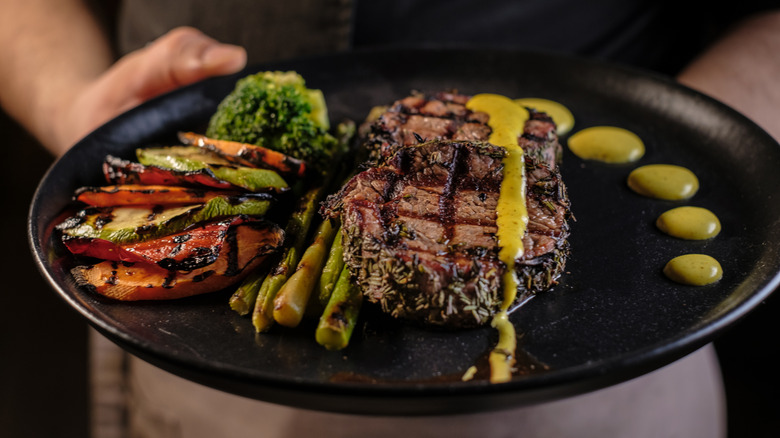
top-left (72, 220), bottom-right (284, 301)
top-left (205, 71), bottom-right (341, 170)
top-left (74, 185), bottom-right (244, 207)
top-left (178, 132), bottom-right (307, 179)
top-left (57, 194), bottom-right (273, 245)
top-left (315, 265), bottom-right (362, 350)
top-left (63, 216), bottom-right (256, 271)
top-left (103, 155), bottom-right (239, 190)
top-left (136, 147), bottom-right (289, 193)
top-left (273, 217), bottom-right (339, 328)
top-left (251, 185), bottom-right (322, 332)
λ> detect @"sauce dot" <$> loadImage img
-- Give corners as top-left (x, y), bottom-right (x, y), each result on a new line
top-left (628, 164), bottom-right (699, 200)
top-left (656, 206), bottom-right (721, 240)
top-left (663, 254), bottom-right (723, 286)
top-left (567, 126), bottom-right (644, 163)
top-left (514, 98), bottom-right (575, 135)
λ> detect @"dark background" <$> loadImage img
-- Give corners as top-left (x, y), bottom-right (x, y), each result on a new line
top-left (1, 105), bottom-right (778, 437)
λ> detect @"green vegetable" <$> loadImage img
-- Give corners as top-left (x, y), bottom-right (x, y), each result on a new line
top-left (318, 224), bottom-right (344, 306)
top-left (229, 268), bottom-right (267, 316)
top-left (205, 71), bottom-right (341, 170)
top-left (252, 185), bottom-right (322, 332)
top-left (137, 146), bottom-right (289, 193)
top-left (57, 195), bottom-right (272, 245)
top-left (273, 217), bottom-right (339, 327)
top-left (315, 265), bottom-right (362, 350)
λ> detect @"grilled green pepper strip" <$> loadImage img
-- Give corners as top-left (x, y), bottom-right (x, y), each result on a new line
top-left (137, 146), bottom-right (289, 193)
top-left (318, 224), bottom-right (344, 306)
top-left (252, 185), bottom-right (321, 332)
top-left (315, 265), bottom-right (362, 350)
top-left (273, 218), bottom-right (339, 327)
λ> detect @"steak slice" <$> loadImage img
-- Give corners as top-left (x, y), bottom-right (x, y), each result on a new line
top-left (361, 91), bottom-right (562, 169)
top-left (323, 139), bottom-right (570, 328)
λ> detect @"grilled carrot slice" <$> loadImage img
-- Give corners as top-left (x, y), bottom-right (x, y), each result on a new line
top-left (74, 184), bottom-right (246, 207)
top-left (71, 220), bottom-right (284, 301)
top-left (178, 132), bottom-right (307, 178)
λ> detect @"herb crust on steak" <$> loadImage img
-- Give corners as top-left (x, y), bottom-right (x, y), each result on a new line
top-left (323, 92), bottom-right (571, 328)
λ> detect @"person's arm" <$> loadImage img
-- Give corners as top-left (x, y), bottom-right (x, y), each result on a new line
top-left (677, 10), bottom-right (780, 141)
top-left (0, 0), bottom-right (247, 156)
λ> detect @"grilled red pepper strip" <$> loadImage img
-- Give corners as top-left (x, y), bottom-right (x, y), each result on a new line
top-left (74, 184), bottom-right (247, 207)
top-left (63, 216), bottom-right (252, 271)
top-left (178, 132), bottom-right (307, 179)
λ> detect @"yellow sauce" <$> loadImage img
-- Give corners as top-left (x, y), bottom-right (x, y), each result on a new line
top-left (567, 126), bottom-right (645, 163)
top-left (466, 93), bottom-right (530, 383)
top-left (488, 311), bottom-right (516, 383)
top-left (656, 206), bottom-right (721, 240)
top-left (514, 97), bottom-right (575, 135)
top-left (627, 164), bottom-right (699, 200)
top-left (663, 254), bottom-right (723, 286)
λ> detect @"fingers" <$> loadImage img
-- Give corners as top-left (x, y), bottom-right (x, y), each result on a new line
top-left (115, 26), bottom-right (247, 102)
top-left (52, 27), bottom-right (246, 155)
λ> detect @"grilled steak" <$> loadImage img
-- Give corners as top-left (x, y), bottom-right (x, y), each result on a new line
top-left (360, 91), bottom-right (562, 169)
top-left (324, 92), bottom-right (570, 328)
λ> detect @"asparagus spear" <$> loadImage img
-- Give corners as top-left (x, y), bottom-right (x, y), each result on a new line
top-left (315, 265), bottom-right (362, 350)
top-left (228, 267), bottom-right (266, 315)
top-left (251, 185), bottom-right (320, 332)
top-left (318, 225), bottom-right (344, 306)
top-left (272, 218), bottom-right (338, 327)
top-left (251, 120), bottom-right (357, 332)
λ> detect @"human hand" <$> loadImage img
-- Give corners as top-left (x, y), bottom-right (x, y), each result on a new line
top-left (50, 27), bottom-right (246, 156)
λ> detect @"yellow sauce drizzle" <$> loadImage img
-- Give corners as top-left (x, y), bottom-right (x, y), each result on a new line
top-left (567, 126), bottom-right (645, 163)
top-left (461, 366), bottom-right (478, 382)
top-left (627, 164), bottom-right (699, 200)
top-left (488, 311), bottom-right (517, 383)
top-left (663, 254), bottom-right (723, 286)
top-left (656, 206), bottom-right (721, 240)
top-left (514, 97), bottom-right (575, 135)
top-left (466, 93), bottom-right (530, 383)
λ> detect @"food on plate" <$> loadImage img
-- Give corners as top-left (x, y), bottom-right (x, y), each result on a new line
top-left (135, 146), bottom-right (290, 193)
top-left (514, 97), bottom-right (575, 135)
top-left (56, 193), bottom-right (273, 245)
top-left (663, 254), bottom-right (723, 286)
top-left (566, 125), bottom-right (644, 163)
top-left (55, 69), bottom-right (574, 383)
top-left (55, 71), bottom-right (344, 303)
top-left (627, 164), bottom-right (699, 200)
top-left (324, 92), bottom-right (571, 328)
top-left (63, 215), bottom-right (254, 268)
top-left (71, 219), bottom-right (284, 300)
top-left (564, 121), bottom-right (722, 286)
top-left (656, 206), bottom-right (721, 240)
top-left (104, 155), bottom-right (243, 190)
top-left (73, 184), bottom-right (248, 207)
top-left (205, 71), bottom-right (342, 170)
top-left (178, 132), bottom-right (308, 178)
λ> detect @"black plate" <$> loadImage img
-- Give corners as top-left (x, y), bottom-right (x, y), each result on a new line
top-left (29, 49), bottom-right (780, 415)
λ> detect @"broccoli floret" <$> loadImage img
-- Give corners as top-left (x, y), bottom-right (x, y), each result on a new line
top-left (206, 71), bottom-right (339, 170)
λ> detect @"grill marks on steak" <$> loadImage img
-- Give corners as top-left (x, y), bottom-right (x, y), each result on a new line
top-left (330, 141), bottom-right (507, 327)
top-left (325, 92), bottom-right (571, 328)
top-left (362, 91), bottom-right (562, 170)
top-left (363, 92), bottom-right (491, 161)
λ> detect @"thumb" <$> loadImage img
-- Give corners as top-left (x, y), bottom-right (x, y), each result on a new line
top-left (108, 26), bottom-right (247, 104)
